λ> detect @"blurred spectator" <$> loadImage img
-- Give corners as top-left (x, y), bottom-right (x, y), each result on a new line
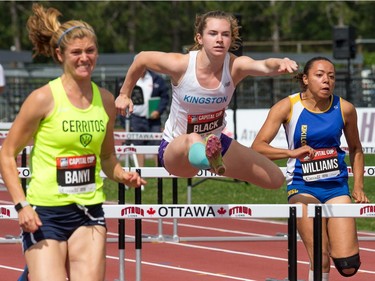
top-left (120, 69), bottom-right (169, 166)
top-left (0, 64), bottom-right (5, 94)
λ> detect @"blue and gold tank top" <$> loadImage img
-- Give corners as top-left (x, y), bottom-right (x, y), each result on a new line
top-left (284, 93), bottom-right (348, 187)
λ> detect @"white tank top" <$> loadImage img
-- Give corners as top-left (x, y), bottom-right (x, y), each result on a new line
top-left (163, 50), bottom-right (235, 142)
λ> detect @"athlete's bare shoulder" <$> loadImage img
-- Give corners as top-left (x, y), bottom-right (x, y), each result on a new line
top-left (137, 51), bottom-right (189, 84)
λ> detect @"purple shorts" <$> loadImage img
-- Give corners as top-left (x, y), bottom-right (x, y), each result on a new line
top-left (158, 133), bottom-right (233, 168)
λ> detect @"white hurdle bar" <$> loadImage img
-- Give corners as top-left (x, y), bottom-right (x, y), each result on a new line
top-left (0, 204), bottom-right (302, 281)
top-left (1, 133), bottom-right (374, 280)
top-left (6, 149), bottom-right (375, 280)
top-left (308, 203), bottom-right (375, 281)
top-left (0, 203), bottom-right (303, 220)
top-left (13, 166), bottom-right (375, 179)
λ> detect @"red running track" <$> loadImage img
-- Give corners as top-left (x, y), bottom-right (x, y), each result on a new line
top-left (1, 189), bottom-right (375, 281)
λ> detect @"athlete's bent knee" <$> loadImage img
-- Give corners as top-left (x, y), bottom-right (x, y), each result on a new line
top-left (332, 253), bottom-right (361, 277)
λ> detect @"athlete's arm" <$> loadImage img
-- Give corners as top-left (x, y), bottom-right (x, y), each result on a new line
top-left (116, 51), bottom-right (187, 116)
top-left (100, 89), bottom-right (146, 188)
top-left (0, 87), bottom-right (51, 232)
top-left (251, 97), bottom-right (314, 161)
top-left (342, 100), bottom-right (369, 203)
top-left (231, 55), bottom-right (298, 85)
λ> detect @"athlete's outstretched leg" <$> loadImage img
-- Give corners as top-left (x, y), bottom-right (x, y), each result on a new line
top-left (222, 139), bottom-right (284, 188)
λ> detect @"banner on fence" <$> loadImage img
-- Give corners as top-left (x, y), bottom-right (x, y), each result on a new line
top-left (225, 108), bottom-right (375, 149)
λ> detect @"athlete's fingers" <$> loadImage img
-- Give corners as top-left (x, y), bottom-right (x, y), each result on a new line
top-left (122, 172), bottom-right (146, 188)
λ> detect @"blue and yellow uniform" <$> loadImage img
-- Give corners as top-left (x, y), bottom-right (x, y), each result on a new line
top-left (285, 93), bottom-right (350, 202)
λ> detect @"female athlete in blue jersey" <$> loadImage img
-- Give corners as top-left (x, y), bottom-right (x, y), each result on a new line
top-left (252, 57), bottom-right (369, 280)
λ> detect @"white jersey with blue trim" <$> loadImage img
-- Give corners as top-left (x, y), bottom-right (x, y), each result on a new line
top-left (284, 93), bottom-right (349, 187)
top-left (163, 50), bottom-right (235, 142)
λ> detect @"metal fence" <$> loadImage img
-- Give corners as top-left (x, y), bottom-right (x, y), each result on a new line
top-left (0, 74), bottom-right (374, 123)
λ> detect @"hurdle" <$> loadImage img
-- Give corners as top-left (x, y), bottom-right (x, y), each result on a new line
top-left (308, 203), bottom-right (375, 281)
top-left (4, 159), bottom-right (304, 281)
top-left (0, 202), bottom-right (302, 281)
top-left (1, 128), bottom-right (375, 280)
top-left (8, 164), bottom-right (375, 281)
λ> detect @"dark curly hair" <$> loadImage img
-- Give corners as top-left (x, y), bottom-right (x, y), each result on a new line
top-left (294, 56), bottom-right (334, 91)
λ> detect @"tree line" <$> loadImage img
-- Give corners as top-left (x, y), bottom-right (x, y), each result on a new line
top-left (1, 1), bottom-right (375, 66)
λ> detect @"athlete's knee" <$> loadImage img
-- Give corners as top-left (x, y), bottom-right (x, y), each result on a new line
top-left (332, 253), bottom-right (361, 277)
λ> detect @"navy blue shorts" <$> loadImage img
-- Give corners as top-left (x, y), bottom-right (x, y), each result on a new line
top-left (22, 203), bottom-right (106, 252)
top-left (287, 183), bottom-right (350, 203)
top-left (158, 133), bottom-right (233, 168)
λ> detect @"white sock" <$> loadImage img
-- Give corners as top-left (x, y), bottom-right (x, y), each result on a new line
top-left (308, 269), bottom-right (329, 281)
top-left (308, 270), bottom-right (313, 281)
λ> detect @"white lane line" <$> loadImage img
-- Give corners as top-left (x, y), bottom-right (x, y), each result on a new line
top-left (133, 219), bottom-right (283, 237)
top-left (106, 255), bottom-right (257, 281)
top-left (360, 247), bottom-right (375, 252)
top-left (107, 231), bottom-right (309, 265)
top-left (0, 265), bottom-right (23, 272)
top-left (108, 238), bottom-right (375, 275)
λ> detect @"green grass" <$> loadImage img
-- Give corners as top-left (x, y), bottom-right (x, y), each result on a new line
top-left (104, 154), bottom-right (375, 232)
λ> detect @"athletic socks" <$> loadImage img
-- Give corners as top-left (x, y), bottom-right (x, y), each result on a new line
top-left (205, 134), bottom-right (226, 175)
top-left (188, 142), bottom-right (211, 170)
top-left (188, 135), bottom-right (226, 175)
top-left (308, 269), bottom-right (329, 281)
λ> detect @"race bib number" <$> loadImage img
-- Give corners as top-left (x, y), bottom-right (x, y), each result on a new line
top-left (56, 154), bottom-right (96, 194)
top-left (300, 148), bottom-right (340, 182)
top-left (187, 109), bottom-right (224, 135)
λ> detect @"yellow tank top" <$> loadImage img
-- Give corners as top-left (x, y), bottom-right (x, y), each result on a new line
top-left (27, 77), bottom-right (109, 206)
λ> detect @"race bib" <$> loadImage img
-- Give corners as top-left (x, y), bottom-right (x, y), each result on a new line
top-left (187, 109), bottom-right (224, 136)
top-left (56, 154), bottom-right (96, 194)
top-left (300, 148), bottom-right (340, 182)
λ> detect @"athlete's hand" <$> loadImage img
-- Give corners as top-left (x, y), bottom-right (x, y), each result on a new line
top-left (150, 111), bottom-right (160, 120)
top-left (289, 146), bottom-right (315, 161)
top-left (278, 58), bottom-right (298, 74)
top-left (121, 171), bottom-right (147, 188)
top-left (18, 206), bottom-right (43, 233)
top-left (115, 95), bottom-right (133, 117)
top-left (352, 188), bottom-right (370, 203)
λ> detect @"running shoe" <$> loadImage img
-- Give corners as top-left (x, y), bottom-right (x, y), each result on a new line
top-left (205, 134), bottom-right (225, 175)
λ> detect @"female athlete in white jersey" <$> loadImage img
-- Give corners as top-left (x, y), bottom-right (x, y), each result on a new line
top-left (116, 10), bottom-right (298, 188)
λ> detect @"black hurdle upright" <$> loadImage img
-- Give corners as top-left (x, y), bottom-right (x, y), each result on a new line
top-left (157, 161), bottom-right (164, 240)
top-left (172, 178), bottom-right (179, 241)
top-left (288, 206), bottom-right (297, 281)
top-left (117, 182), bottom-right (126, 281)
top-left (313, 206), bottom-right (322, 281)
top-left (157, 159), bottom-right (163, 205)
top-left (134, 169), bottom-right (142, 281)
top-left (21, 148), bottom-right (27, 193)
